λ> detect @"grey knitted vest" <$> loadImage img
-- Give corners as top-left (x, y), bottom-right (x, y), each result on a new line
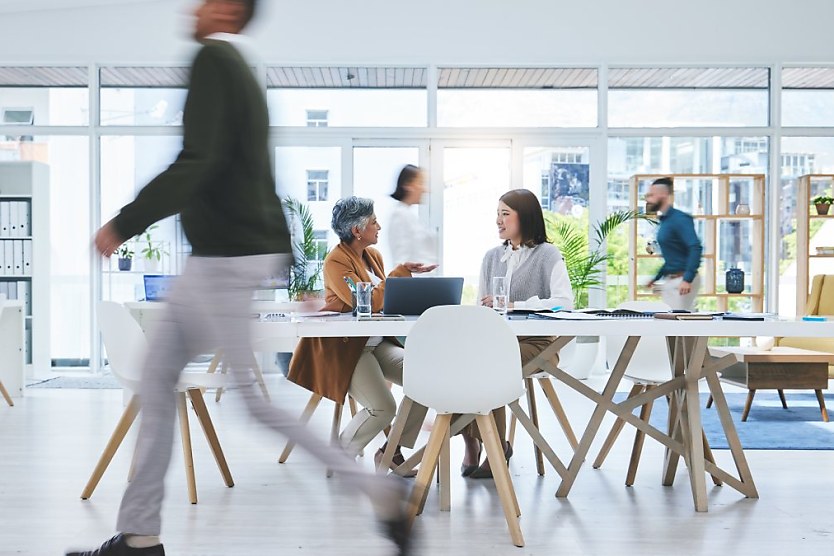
top-left (482, 243), bottom-right (564, 303)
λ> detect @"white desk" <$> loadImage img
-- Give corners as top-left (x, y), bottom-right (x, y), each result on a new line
top-left (260, 315), bottom-right (834, 512)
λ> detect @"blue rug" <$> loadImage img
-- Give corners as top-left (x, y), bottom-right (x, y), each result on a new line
top-left (614, 391), bottom-right (834, 450)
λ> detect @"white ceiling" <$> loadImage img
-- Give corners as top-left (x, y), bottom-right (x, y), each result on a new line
top-left (0, 0), bottom-right (160, 14)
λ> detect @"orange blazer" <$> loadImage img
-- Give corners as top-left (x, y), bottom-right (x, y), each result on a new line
top-left (287, 243), bottom-right (410, 402)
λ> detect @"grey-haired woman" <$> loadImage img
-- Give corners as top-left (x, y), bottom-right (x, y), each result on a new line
top-left (289, 197), bottom-right (436, 473)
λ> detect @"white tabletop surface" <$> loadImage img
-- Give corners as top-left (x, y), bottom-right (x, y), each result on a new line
top-left (252, 315), bottom-right (834, 339)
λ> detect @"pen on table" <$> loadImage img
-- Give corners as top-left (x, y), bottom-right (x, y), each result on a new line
top-left (550, 306), bottom-right (563, 312)
top-left (802, 316), bottom-right (827, 322)
top-left (344, 276), bottom-right (356, 292)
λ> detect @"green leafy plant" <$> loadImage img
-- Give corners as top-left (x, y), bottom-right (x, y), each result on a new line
top-left (284, 197), bottom-right (328, 300)
top-left (812, 195), bottom-right (834, 205)
top-left (115, 245), bottom-right (133, 260)
top-left (544, 209), bottom-right (652, 308)
top-left (139, 224), bottom-right (168, 262)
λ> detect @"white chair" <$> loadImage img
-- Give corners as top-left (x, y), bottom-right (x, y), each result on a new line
top-left (400, 306), bottom-right (527, 547)
top-left (593, 300), bottom-right (720, 487)
top-left (0, 297), bottom-right (15, 407)
top-left (81, 301), bottom-right (231, 504)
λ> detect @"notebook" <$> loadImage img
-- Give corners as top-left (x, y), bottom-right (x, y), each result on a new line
top-left (529, 309), bottom-right (656, 320)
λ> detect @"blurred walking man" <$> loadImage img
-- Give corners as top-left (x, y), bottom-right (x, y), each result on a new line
top-left (68, 2), bottom-right (413, 554)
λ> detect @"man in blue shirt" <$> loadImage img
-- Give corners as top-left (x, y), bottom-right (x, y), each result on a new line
top-left (645, 177), bottom-right (703, 310)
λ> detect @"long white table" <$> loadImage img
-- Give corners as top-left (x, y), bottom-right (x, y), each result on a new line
top-left (256, 315), bottom-right (834, 512)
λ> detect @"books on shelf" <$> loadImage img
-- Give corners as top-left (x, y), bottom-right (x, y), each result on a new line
top-left (0, 200), bottom-right (31, 238)
top-left (0, 238), bottom-right (32, 276)
top-left (0, 279), bottom-right (31, 315)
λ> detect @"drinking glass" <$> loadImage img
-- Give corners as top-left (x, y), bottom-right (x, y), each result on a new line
top-left (356, 282), bottom-right (373, 318)
top-left (492, 276), bottom-right (508, 316)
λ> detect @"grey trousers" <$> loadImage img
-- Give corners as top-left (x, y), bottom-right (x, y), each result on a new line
top-left (341, 341), bottom-right (428, 456)
top-left (660, 274), bottom-right (701, 311)
top-left (117, 254), bottom-right (399, 536)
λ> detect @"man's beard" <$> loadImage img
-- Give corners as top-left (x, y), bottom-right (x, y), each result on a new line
top-left (645, 201), bottom-right (661, 213)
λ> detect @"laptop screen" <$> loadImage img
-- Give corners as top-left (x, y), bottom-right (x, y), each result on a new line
top-left (143, 274), bottom-right (175, 302)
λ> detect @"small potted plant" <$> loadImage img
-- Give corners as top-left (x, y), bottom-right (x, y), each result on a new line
top-left (812, 195), bottom-right (834, 215)
top-left (284, 197), bottom-right (328, 301)
top-left (139, 225), bottom-right (168, 272)
top-left (115, 245), bottom-right (134, 271)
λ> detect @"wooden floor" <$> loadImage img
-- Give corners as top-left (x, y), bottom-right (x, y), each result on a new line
top-left (1, 375), bottom-right (833, 555)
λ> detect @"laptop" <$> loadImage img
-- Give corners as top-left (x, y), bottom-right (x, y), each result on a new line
top-left (382, 277), bottom-right (464, 316)
top-left (143, 274), bottom-right (175, 302)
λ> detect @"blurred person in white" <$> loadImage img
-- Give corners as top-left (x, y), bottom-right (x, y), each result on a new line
top-left (459, 189), bottom-right (573, 479)
top-left (69, 2), bottom-right (414, 555)
top-left (388, 165), bottom-right (438, 273)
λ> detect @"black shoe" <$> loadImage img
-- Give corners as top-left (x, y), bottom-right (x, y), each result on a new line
top-left (460, 445), bottom-right (483, 477)
top-left (381, 515), bottom-right (414, 556)
top-left (66, 534), bottom-right (165, 556)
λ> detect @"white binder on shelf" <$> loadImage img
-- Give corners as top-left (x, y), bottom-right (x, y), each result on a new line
top-left (3, 242), bottom-right (11, 275)
top-left (8, 202), bottom-right (19, 237)
top-left (22, 240), bottom-right (32, 275)
top-left (0, 203), bottom-right (9, 237)
top-left (18, 281), bottom-right (30, 315)
top-left (12, 240), bottom-right (23, 275)
top-left (18, 202), bottom-right (30, 236)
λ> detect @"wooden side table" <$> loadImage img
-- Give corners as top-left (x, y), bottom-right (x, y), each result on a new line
top-left (706, 346), bottom-right (833, 422)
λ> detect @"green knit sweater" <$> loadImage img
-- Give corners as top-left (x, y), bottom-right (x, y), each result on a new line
top-left (113, 39), bottom-right (291, 257)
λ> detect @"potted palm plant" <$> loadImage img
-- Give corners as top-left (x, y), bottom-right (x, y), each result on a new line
top-left (812, 195), bottom-right (834, 216)
top-left (284, 197), bottom-right (328, 301)
top-left (544, 209), bottom-right (650, 378)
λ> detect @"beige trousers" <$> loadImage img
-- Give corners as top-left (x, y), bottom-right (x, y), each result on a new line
top-left (340, 340), bottom-right (428, 456)
top-left (660, 274), bottom-right (701, 311)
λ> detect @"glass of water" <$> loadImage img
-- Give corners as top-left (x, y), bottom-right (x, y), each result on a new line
top-left (492, 276), bottom-right (508, 316)
top-left (355, 282), bottom-right (373, 318)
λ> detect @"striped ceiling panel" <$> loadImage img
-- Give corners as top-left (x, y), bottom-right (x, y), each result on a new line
top-left (0, 66), bottom-right (87, 87)
top-left (267, 67), bottom-right (427, 88)
top-left (437, 67), bottom-right (598, 89)
top-left (100, 67), bottom-right (190, 88)
top-left (609, 67), bottom-right (769, 89)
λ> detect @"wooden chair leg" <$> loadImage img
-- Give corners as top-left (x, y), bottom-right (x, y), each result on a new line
top-left (477, 414), bottom-right (525, 547)
top-left (776, 389), bottom-right (788, 409)
top-left (705, 394), bottom-right (713, 409)
top-left (625, 390), bottom-right (654, 487)
top-left (703, 429), bottom-right (722, 487)
top-left (81, 395), bottom-right (140, 500)
top-left (408, 414), bottom-right (450, 522)
top-left (593, 384), bottom-right (642, 469)
top-left (439, 425), bottom-right (451, 512)
top-left (380, 398), bottom-right (413, 474)
top-left (507, 413), bottom-right (517, 447)
top-left (253, 362), bottom-right (271, 402)
top-left (524, 378), bottom-right (545, 476)
top-left (349, 396), bottom-right (358, 418)
top-left (815, 390), bottom-right (829, 422)
top-left (326, 402), bottom-right (344, 478)
top-left (0, 380), bottom-right (13, 407)
top-left (538, 377), bottom-right (579, 450)
top-left (741, 389), bottom-right (756, 422)
top-left (279, 394), bottom-right (323, 463)
top-left (188, 389), bottom-right (234, 488)
top-left (176, 392), bottom-right (198, 504)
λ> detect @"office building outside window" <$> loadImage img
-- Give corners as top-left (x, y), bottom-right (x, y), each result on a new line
top-left (306, 170), bottom-right (329, 201)
top-left (306, 109), bottom-right (329, 127)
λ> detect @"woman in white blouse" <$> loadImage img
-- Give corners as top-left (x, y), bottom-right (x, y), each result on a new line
top-left (388, 165), bottom-right (438, 272)
top-left (461, 188), bottom-right (574, 479)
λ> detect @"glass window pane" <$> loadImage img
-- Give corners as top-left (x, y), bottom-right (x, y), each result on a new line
top-left (274, 146), bottom-right (342, 256)
top-left (438, 90), bottom-right (597, 128)
top-left (523, 147), bottom-right (590, 218)
top-left (1, 136), bottom-right (90, 365)
top-left (268, 89), bottom-right (427, 127)
top-left (609, 90), bottom-right (769, 127)
top-left (782, 90), bottom-right (834, 127)
top-left (100, 88), bottom-right (186, 126)
top-left (0, 66), bottom-right (89, 126)
top-left (779, 137), bottom-right (834, 315)
top-left (352, 147), bottom-right (421, 267)
top-left (442, 147), bottom-right (511, 303)
top-left (100, 136), bottom-right (182, 306)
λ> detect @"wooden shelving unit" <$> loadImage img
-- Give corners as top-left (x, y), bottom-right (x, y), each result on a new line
top-left (628, 174), bottom-right (765, 312)
top-left (795, 175), bottom-right (834, 316)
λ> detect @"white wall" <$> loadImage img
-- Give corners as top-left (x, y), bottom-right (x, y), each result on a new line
top-left (1, 0), bottom-right (833, 65)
